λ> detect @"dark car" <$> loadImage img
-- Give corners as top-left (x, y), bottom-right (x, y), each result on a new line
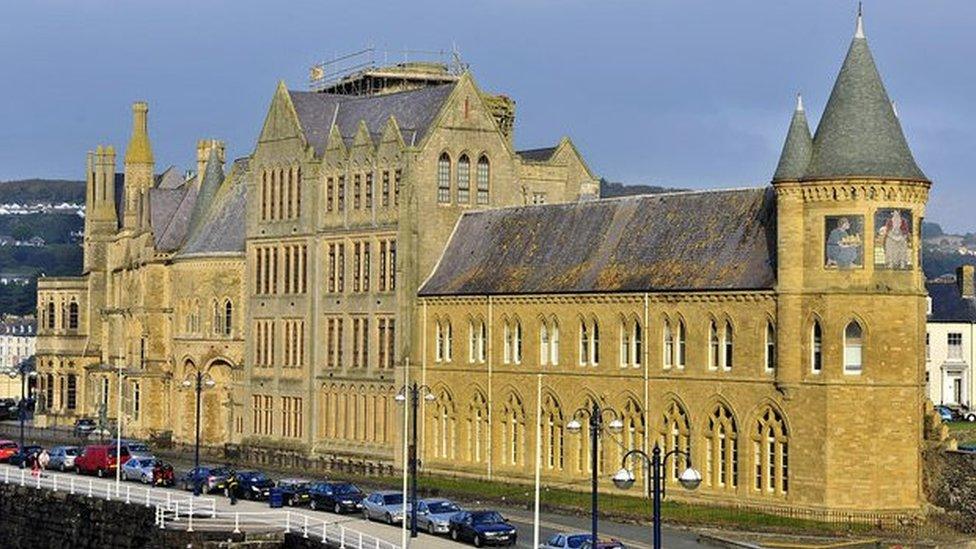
top-left (73, 418), bottom-right (97, 437)
top-left (179, 465), bottom-right (234, 493)
top-left (0, 398), bottom-right (17, 420)
top-left (227, 470), bottom-right (275, 501)
top-left (8, 445), bottom-right (43, 468)
top-left (936, 405), bottom-right (963, 422)
top-left (945, 404), bottom-right (976, 422)
top-left (307, 481), bottom-right (365, 514)
top-left (277, 478), bottom-right (313, 506)
top-left (448, 510), bottom-right (517, 547)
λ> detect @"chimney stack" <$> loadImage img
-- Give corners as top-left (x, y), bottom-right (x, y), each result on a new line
top-left (958, 265), bottom-right (975, 298)
top-left (196, 139), bottom-right (226, 179)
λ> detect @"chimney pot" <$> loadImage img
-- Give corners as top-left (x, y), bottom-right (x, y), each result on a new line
top-left (957, 265), bottom-right (975, 298)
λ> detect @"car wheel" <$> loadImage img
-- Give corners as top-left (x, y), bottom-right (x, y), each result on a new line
top-left (363, 509), bottom-right (370, 521)
top-left (59, 463), bottom-right (66, 472)
top-left (96, 469), bottom-right (104, 478)
top-left (385, 513), bottom-right (393, 525)
top-left (968, 413), bottom-right (976, 422)
top-left (474, 534), bottom-right (484, 547)
top-left (451, 528), bottom-right (459, 541)
top-left (310, 499), bottom-right (317, 511)
top-left (427, 522), bottom-right (436, 535)
top-left (335, 503), bottom-right (343, 514)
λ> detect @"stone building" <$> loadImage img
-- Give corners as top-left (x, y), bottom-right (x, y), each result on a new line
top-left (34, 62), bottom-right (597, 461)
top-left (415, 13), bottom-right (929, 516)
top-left (925, 266), bottom-right (976, 408)
top-left (0, 316), bottom-right (35, 400)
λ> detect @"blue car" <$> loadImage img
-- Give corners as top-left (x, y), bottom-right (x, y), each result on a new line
top-left (935, 405), bottom-right (957, 422)
top-left (178, 465), bottom-right (234, 493)
top-left (448, 510), bottom-right (517, 547)
top-left (307, 481), bottom-right (365, 514)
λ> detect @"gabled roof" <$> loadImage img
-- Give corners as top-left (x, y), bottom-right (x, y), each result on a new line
top-left (772, 96), bottom-right (813, 182)
top-left (420, 188), bottom-right (777, 296)
top-left (803, 14), bottom-right (926, 181)
top-left (288, 84), bottom-right (455, 156)
top-left (927, 279), bottom-right (976, 323)
top-left (178, 158), bottom-right (249, 257)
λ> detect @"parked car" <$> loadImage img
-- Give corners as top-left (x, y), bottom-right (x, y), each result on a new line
top-left (945, 404), bottom-right (976, 422)
top-left (363, 490), bottom-right (407, 524)
top-left (119, 439), bottom-right (152, 457)
top-left (580, 540), bottom-right (625, 549)
top-left (448, 510), bottom-right (518, 547)
top-left (179, 465), bottom-right (234, 493)
top-left (73, 418), bottom-right (97, 437)
top-left (413, 498), bottom-right (462, 535)
top-left (121, 456), bottom-right (158, 483)
top-left (74, 444), bottom-right (130, 477)
top-left (541, 533), bottom-right (594, 549)
top-left (276, 478), bottom-right (313, 506)
top-left (307, 481), bottom-right (365, 513)
top-left (227, 470), bottom-right (275, 501)
top-left (936, 405), bottom-right (961, 422)
top-left (48, 446), bottom-right (79, 471)
top-left (0, 440), bottom-right (18, 462)
top-left (8, 445), bottom-right (43, 468)
top-left (0, 398), bottom-right (17, 420)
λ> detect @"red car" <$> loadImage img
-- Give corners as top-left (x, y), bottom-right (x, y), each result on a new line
top-left (0, 440), bottom-right (17, 462)
top-left (75, 445), bottom-right (130, 478)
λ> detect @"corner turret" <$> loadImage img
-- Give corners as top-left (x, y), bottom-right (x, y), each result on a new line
top-left (123, 102), bottom-right (155, 231)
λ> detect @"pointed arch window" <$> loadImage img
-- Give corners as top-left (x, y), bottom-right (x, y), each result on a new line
top-left (431, 391), bottom-right (456, 459)
top-left (443, 320), bottom-right (453, 362)
top-left (549, 318), bottom-right (560, 366)
top-left (478, 320), bottom-right (487, 363)
top-left (502, 393), bottom-right (525, 466)
top-left (540, 322), bottom-right (550, 366)
top-left (661, 400), bottom-right (690, 481)
top-left (754, 406), bottom-right (789, 494)
top-left (435, 321), bottom-right (444, 363)
top-left (437, 153), bottom-right (451, 203)
top-left (619, 318), bottom-right (642, 367)
top-left (844, 321), bottom-right (863, 374)
top-left (663, 320), bottom-right (674, 369)
top-left (68, 301), bottom-right (79, 330)
top-left (765, 322), bottom-right (776, 373)
top-left (212, 300), bottom-right (222, 335)
top-left (541, 394), bottom-right (564, 470)
top-left (811, 321), bottom-right (823, 373)
top-left (677, 320), bottom-right (687, 368)
top-left (709, 321), bottom-right (720, 370)
top-left (47, 302), bottom-right (55, 330)
top-left (579, 321), bottom-right (589, 366)
top-left (476, 155), bottom-right (490, 205)
top-left (513, 320), bottom-right (522, 364)
top-left (468, 320), bottom-right (477, 364)
top-left (468, 392), bottom-right (488, 463)
top-left (706, 404), bottom-right (738, 489)
top-left (457, 154), bottom-right (470, 204)
top-left (724, 321), bottom-right (734, 370)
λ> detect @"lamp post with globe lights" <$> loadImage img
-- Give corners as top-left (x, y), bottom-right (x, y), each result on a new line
top-left (613, 445), bottom-right (701, 549)
top-left (7, 358), bottom-right (36, 453)
top-left (182, 371), bottom-right (216, 472)
top-left (394, 382), bottom-right (436, 538)
top-left (566, 402), bottom-right (623, 546)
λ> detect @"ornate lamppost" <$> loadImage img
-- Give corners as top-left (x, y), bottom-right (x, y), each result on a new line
top-left (182, 370), bottom-right (216, 472)
top-left (566, 402), bottom-right (623, 546)
top-left (394, 382), bottom-right (436, 538)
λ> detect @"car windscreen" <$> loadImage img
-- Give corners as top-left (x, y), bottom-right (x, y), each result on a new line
top-left (127, 443), bottom-right (150, 453)
top-left (567, 535), bottom-right (591, 548)
top-left (0, 443), bottom-right (16, 449)
top-left (139, 459), bottom-right (155, 467)
top-left (382, 493), bottom-right (404, 505)
top-left (472, 512), bottom-right (504, 525)
top-left (64, 448), bottom-right (78, 456)
top-left (333, 484), bottom-right (359, 495)
top-left (427, 501), bottom-right (460, 514)
top-left (211, 467), bottom-right (232, 476)
top-left (248, 473), bottom-right (269, 482)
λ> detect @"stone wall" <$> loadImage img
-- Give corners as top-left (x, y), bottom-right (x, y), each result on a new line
top-left (927, 449), bottom-right (976, 533)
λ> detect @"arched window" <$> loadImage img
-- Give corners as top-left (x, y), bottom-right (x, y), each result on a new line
top-left (620, 319), bottom-right (631, 367)
top-left (844, 321), bottom-right (863, 374)
top-left (677, 320), bottom-right (687, 368)
top-left (212, 300), bottom-right (221, 335)
top-left (706, 404), bottom-right (738, 489)
top-left (468, 392), bottom-right (488, 463)
top-left (540, 322), bottom-right (550, 366)
top-left (541, 394), bottom-right (564, 470)
top-left (549, 318), bottom-right (560, 366)
top-left (502, 393), bottom-right (525, 466)
top-left (620, 318), bottom-right (642, 368)
top-left (633, 319), bottom-right (642, 367)
top-left (437, 153), bottom-right (451, 203)
top-left (444, 320), bottom-right (453, 362)
top-left (224, 300), bottom-right (233, 336)
top-left (503, 320), bottom-right (513, 364)
top-left (765, 322), bottom-right (776, 372)
top-left (435, 321), bottom-right (444, 362)
top-left (579, 320), bottom-right (589, 366)
top-left (811, 321), bottom-right (823, 373)
top-left (68, 301), bottom-right (79, 330)
top-left (457, 154), bottom-right (470, 204)
top-left (468, 320), bottom-right (477, 364)
top-left (513, 320), bottom-right (522, 364)
top-left (476, 155), bottom-right (490, 205)
top-left (622, 398), bottom-right (645, 482)
top-left (47, 302), bottom-right (55, 330)
top-left (724, 321), bottom-right (734, 370)
top-left (592, 319), bottom-right (600, 365)
top-left (663, 320), bottom-right (674, 369)
top-left (478, 321), bottom-right (487, 363)
top-left (432, 390), bottom-right (456, 460)
top-left (709, 321), bottom-right (720, 370)
top-left (661, 400), bottom-right (690, 481)
top-left (754, 406), bottom-right (789, 494)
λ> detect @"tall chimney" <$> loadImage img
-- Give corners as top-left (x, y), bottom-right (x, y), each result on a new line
top-left (958, 265), bottom-right (975, 298)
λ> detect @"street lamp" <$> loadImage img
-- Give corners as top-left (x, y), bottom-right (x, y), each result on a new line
top-left (394, 382), bottom-right (436, 538)
top-left (566, 402), bottom-right (623, 546)
top-left (182, 371), bottom-right (216, 473)
top-left (613, 445), bottom-right (701, 549)
top-left (8, 360), bottom-right (36, 454)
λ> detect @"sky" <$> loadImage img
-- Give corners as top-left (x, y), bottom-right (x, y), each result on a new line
top-left (0, 1), bottom-right (973, 231)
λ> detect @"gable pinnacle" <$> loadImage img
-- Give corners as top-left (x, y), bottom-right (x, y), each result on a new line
top-left (855, 2), bottom-right (865, 39)
top-left (796, 93), bottom-right (804, 112)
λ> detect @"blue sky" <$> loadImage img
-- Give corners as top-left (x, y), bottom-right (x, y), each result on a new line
top-left (1, 1), bottom-right (972, 231)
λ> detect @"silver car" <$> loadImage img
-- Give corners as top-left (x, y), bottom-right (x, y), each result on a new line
top-left (540, 533), bottom-right (593, 549)
top-left (48, 446), bottom-right (79, 472)
top-left (413, 498), bottom-right (463, 535)
top-left (362, 490), bottom-right (407, 524)
top-left (121, 456), bottom-right (157, 483)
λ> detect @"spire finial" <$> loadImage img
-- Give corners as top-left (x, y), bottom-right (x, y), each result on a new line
top-left (891, 100), bottom-right (899, 118)
top-left (855, 2), bottom-right (865, 39)
top-left (795, 93), bottom-right (805, 113)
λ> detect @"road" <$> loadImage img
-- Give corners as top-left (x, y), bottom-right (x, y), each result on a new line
top-left (0, 421), bottom-right (707, 548)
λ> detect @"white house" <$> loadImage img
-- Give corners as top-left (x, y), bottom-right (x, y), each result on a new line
top-left (926, 266), bottom-right (976, 408)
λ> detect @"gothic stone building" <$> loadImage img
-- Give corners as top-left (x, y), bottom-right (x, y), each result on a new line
top-left (34, 64), bottom-right (597, 458)
top-left (415, 15), bottom-right (929, 515)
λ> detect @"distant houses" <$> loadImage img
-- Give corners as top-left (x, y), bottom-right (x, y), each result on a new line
top-left (0, 235), bottom-right (46, 247)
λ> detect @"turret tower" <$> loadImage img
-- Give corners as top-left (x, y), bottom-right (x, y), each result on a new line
top-left (83, 145), bottom-right (118, 273)
top-left (123, 101), bottom-right (155, 231)
top-left (772, 7), bottom-right (929, 511)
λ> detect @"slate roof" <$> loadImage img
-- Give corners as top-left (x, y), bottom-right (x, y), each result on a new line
top-left (288, 84), bottom-right (455, 156)
top-left (178, 157), bottom-right (249, 257)
top-left (153, 182), bottom-right (199, 252)
top-left (802, 24), bottom-right (927, 181)
top-left (420, 188), bottom-right (777, 296)
top-left (517, 147), bottom-right (558, 162)
top-left (772, 99), bottom-right (813, 181)
top-left (928, 279), bottom-right (976, 323)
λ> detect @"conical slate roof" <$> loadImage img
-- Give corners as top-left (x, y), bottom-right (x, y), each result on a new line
top-left (803, 14), bottom-right (927, 181)
top-left (772, 95), bottom-right (813, 181)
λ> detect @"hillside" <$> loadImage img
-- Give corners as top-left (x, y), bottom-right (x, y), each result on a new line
top-left (0, 179), bottom-right (85, 204)
top-left (599, 178), bottom-right (686, 197)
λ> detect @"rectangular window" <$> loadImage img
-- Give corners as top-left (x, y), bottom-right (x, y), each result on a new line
top-left (389, 240), bottom-right (396, 290)
top-left (362, 240), bottom-right (370, 292)
top-left (365, 172), bottom-right (373, 209)
top-left (337, 175), bottom-right (346, 211)
top-left (326, 176), bottom-right (334, 212)
top-left (66, 374), bottom-right (77, 410)
top-left (351, 317), bottom-right (369, 368)
top-left (283, 319), bottom-right (304, 368)
top-left (379, 241), bottom-right (387, 291)
top-left (353, 242), bottom-right (361, 292)
top-left (254, 319), bottom-right (275, 368)
top-left (949, 333), bottom-right (964, 360)
top-left (394, 169), bottom-right (401, 206)
top-left (328, 244), bottom-right (337, 293)
top-left (338, 243), bottom-right (345, 292)
top-left (532, 192), bottom-right (547, 205)
top-left (326, 316), bottom-right (337, 367)
top-left (378, 318), bottom-right (387, 369)
top-left (353, 174), bottom-right (361, 209)
top-left (132, 381), bottom-right (141, 420)
top-left (382, 170), bottom-right (390, 207)
top-left (388, 319), bottom-right (395, 368)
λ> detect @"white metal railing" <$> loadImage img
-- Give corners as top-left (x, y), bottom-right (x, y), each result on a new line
top-left (0, 464), bottom-right (216, 519)
top-left (158, 508), bottom-right (399, 548)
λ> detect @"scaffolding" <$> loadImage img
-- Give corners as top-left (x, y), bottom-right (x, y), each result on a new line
top-left (309, 47), bottom-right (467, 96)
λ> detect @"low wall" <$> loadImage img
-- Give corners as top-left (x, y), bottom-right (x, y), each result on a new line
top-left (928, 449), bottom-right (976, 533)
